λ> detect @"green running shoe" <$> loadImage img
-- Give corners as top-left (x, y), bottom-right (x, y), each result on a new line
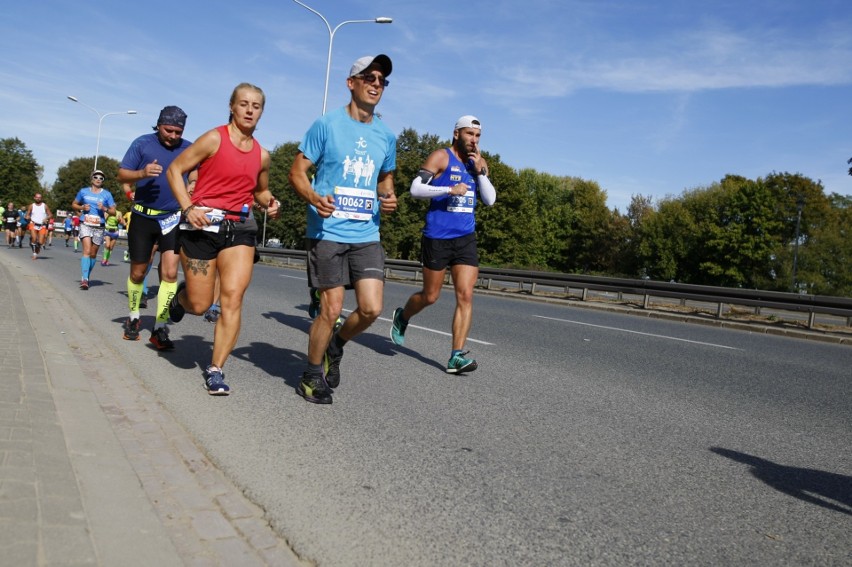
top-left (446, 351), bottom-right (478, 374)
top-left (390, 307), bottom-right (407, 346)
top-left (297, 371), bottom-right (332, 404)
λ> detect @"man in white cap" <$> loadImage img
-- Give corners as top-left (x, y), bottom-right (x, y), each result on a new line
top-left (389, 115), bottom-right (497, 374)
top-left (289, 54), bottom-right (398, 404)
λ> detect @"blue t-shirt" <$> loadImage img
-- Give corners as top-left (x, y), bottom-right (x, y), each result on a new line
top-left (73, 187), bottom-right (115, 227)
top-left (298, 106), bottom-right (396, 243)
top-left (64, 216), bottom-right (72, 231)
top-left (120, 132), bottom-right (191, 217)
top-left (422, 149), bottom-right (479, 240)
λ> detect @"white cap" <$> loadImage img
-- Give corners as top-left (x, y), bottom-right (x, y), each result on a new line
top-left (349, 54), bottom-right (393, 77)
top-left (454, 115), bottom-right (481, 131)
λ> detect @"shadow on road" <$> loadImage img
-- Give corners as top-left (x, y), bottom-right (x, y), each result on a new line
top-left (263, 310), bottom-right (446, 372)
top-left (710, 447), bottom-right (852, 516)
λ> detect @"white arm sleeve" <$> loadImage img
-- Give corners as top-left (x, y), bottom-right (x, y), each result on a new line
top-left (477, 174), bottom-right (496, 206)
top-left (409, 170), bottom-right (449, 199)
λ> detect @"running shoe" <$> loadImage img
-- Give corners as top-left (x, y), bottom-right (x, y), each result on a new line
top-left (204, 304), bottom-right (221, 324)
top-left (79, 279), bottom-right (89, 290)
top-left (297, 371), bottom-right (332, 404)
top-left (123, 250), bottom-right (130, 262)
top-left (323, 342), bottom-right (344, 389)
top-left (333, 316), bottom-right (344, 334)
top-left (390, 307), bottom-right (407, 346)
top-left (139, 297), bottom-right (148, 309)
top-left (168, 282), bottom-right (186, 323)
top-left (446, 351), bottom-right (478, 374)
top-left (203, 366), bottom-right (230, 396)
top-left (122, 317), bottom-right (141, 341)
top-left (149, 327), bottom-right (175, 350)
top-left (308, 287), bottom-right (321, 319)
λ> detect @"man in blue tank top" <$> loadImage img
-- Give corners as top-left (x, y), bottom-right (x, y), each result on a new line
top-left (390, 115), bottom-right (497, 374)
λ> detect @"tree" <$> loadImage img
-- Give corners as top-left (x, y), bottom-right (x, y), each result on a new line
top-left (383, 128), bottom-right (443, 260)
top-left (265, 141), bottom-right (306, 248)
top-left (0, 138), bottom-right (43, 208)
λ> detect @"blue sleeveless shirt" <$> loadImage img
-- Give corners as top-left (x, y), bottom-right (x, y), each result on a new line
top-left (422, 148), bottom-right (478, 240)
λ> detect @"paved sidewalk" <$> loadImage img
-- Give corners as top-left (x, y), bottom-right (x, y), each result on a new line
top-left (0, 258), bottom-right (305, 566)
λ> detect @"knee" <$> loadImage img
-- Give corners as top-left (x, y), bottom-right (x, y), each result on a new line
top-left (456, 288), bottom-right (474, 306)
top-left (356, 302), bottom-right (383, 323)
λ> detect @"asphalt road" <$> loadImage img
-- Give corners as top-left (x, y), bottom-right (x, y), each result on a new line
top-left (12, 243), bottom-right (852, 566)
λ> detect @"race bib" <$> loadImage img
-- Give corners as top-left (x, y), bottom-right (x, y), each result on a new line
top-left (179, 208), bottom-right (224, 233)
top-left (84, 214), bottom-right (102, 227)
top-left (331, 186), bottom-right (375, 221)
top-left (158, 211), bottom-right (181, 235)
top-left (446, 190), bottom-right (475, 214)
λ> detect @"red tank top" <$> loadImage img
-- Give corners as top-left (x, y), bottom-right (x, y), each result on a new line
top-left (193, 125), bottom-right (263, 219)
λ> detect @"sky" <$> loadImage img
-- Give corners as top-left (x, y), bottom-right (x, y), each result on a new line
top-left (2, 0), bottom-right (851, 213)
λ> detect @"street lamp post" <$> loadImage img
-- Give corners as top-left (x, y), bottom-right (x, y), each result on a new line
top-left (291, 0), bottom-right (392, 115)
top-left (791, 195), bottom-right (805, 292)
top-left (67, 96), bottom-right (137, 171)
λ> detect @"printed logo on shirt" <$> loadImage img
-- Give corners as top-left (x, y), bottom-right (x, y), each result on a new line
top-left (341, 137), bottom-right (377, 188)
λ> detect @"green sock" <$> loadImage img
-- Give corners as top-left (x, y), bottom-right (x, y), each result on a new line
top-left (157, 280), bottom-right (178, 324)
top-left (127, 277), bottom-right (144, 311)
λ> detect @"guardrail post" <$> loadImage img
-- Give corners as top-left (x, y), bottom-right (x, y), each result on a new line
top-left (643, 294), bottom-right (650, 309)
top-left (582, 288), bottom-right (589, 301)
top-left (716, 303), bottom-right (724, 318)
top-left (808, 311), bottom-right (816, 329)
top-left (531, 282), bottom-right (537, 295)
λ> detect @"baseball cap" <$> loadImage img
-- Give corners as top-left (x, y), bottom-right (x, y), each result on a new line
top-left (157, 105), bottom-right (187, 128)
top-left (92, 169), bottom-right (105, 177)
top-left (455, 115), bottom-right (481, 131)
top-left (349, 54), bottom-right (392, 78)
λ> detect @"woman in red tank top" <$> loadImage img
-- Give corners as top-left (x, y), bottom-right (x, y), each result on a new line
top-left (165, 83), bottom-right (281, 396)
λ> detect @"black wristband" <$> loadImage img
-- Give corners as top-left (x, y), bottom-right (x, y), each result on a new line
top-left (182, 204), bottom-right (196, 216)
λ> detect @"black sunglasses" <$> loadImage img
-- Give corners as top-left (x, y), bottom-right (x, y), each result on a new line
top-left (355, 73), bottom-right (389, 88)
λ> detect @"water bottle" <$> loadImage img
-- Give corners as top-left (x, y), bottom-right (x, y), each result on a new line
top-left (240, 203), bottom-right (249, 223)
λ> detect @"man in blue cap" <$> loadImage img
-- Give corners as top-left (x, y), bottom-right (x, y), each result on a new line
top-left (117, 105), bottom-right (192, 348)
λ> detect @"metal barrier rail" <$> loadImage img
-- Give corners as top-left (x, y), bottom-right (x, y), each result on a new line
top-left (259, 247), bottom-right (852, 329)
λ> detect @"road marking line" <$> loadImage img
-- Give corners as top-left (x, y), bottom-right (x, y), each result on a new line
top-left (534, 315), bottom-right (744, 350)
top-left (378, 316), bottom-right (495, 346)
top-left (279, 274), bottom-right (495, 346)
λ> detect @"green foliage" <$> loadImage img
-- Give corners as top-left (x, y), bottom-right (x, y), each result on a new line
top-left (19, 127), bottom-right (852, 297)
top-left (265, 142), bottom-right (306, 248)
top-left (0, 138), bottom-right (43, 210)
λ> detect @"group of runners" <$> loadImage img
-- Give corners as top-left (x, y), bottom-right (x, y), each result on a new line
top-left (57, 53), bottom-right (497, 404)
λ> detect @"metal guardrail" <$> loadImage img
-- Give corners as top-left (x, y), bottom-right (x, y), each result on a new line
top-left (258, 247), bottom-right (852, 329)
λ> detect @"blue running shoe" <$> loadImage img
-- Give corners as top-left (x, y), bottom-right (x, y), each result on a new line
top-left (204, 303), bottom-right (220, 324)
top-left (204, 365), bottom-right (230, 396)
top-left (446, 351), bottom-right (478, 374)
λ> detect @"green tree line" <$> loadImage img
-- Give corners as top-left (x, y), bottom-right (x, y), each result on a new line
top-left (3, 134), bottom-right (850, 296)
